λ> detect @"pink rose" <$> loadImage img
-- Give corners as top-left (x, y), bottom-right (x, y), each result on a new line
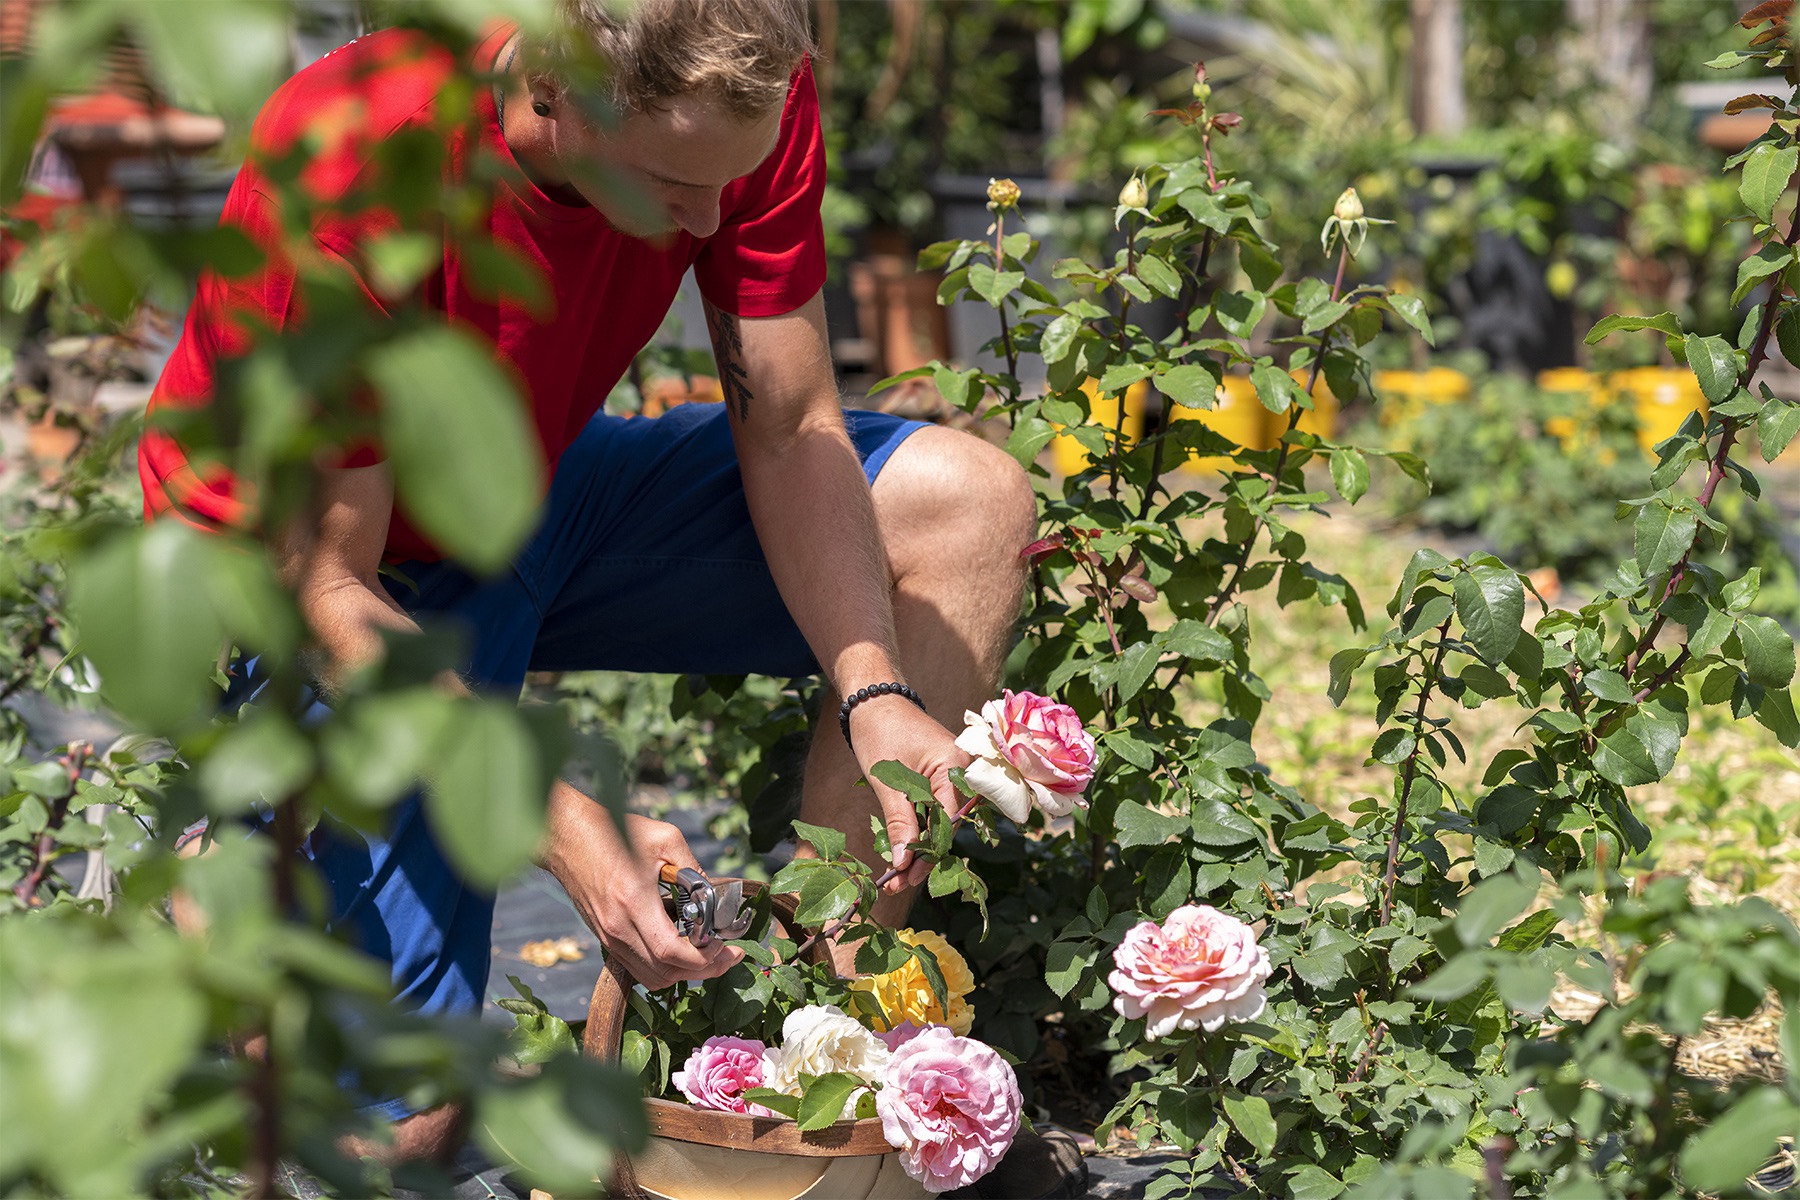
top-left (672, 1036), bottom-right (781, 1117)
top-left (874, 1020), bottom-right (930, 1053)
top-left (1108, 904), bottom-right (1272, 1039)
top-left (876, 1026), bottom-right (1022, 1193)
top-left (954, 689), bottom-right (1097, 823)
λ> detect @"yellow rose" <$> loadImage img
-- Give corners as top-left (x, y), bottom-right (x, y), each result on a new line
top-left (850, 929), bottom-right (976, 1035)
top-left (986, 177), bottom-right (1021, 212)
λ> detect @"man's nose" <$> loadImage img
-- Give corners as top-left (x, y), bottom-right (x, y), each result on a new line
top-left (670, 192), bottom-right (723, 239)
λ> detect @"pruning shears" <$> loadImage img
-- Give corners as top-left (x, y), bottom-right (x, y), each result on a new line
top-left (659, 863), bottom-right (751, 948)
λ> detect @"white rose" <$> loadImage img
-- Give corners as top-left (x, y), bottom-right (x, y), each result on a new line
top-left (766, 1004), bottom-right (891, 1118)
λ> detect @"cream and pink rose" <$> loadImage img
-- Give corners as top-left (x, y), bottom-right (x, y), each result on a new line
top-left (955, 689), bottom-right (1097, 823)
top-left (875, 1025), bottom-right (1022, 1193)
top-left (672, 1036), bottom-right (781, 1117)
top-left (1109, 904), bottom-right (1272, 1039)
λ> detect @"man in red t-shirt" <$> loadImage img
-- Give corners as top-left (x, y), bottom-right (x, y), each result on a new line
top-left (147, 0), bottom-right (1034, 1160)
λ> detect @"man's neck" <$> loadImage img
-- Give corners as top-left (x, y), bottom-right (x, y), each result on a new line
top-left (492, 35), bottom-right (588, 206)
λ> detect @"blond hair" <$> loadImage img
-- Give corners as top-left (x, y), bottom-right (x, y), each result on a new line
top-left (540, 0), bottom-right (814, 120)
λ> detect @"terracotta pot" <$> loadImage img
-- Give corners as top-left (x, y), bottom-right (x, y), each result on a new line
top-left (572, 882), bottom-right (932, 1200)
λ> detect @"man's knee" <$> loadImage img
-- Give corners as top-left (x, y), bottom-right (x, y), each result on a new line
top-left (876, 426), bottom-right (1039, 557)
top-left (343, 1101), bottom-right (468, 1166)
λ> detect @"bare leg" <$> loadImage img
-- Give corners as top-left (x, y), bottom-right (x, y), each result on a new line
top-left (794, 425), bottom-right (1037, 969)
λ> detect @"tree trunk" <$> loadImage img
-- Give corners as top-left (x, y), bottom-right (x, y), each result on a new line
top-left (1410, 0), bottom-right (1467, 138)
top-left (1564, 0), bottom-right (1653, 134)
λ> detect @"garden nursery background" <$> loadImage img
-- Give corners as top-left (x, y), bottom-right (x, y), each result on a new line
top-left (1, 0), bottom-right (1798, 1198)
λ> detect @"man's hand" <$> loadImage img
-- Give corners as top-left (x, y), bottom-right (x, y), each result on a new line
top-left (540, 784), bottom-right (742, 990)
top-left (846, 695), bottom-right (972, 895)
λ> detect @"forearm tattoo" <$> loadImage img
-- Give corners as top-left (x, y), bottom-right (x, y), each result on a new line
top-left (704, 303), bottom-right (754, 421)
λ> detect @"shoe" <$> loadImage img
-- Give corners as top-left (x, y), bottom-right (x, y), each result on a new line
top-left (945, 1124), bottom-right (1089, 1200)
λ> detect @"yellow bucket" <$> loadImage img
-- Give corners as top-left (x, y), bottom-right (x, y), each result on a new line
top-left (1172, 376), bottom-right (1279, 475)
top-left (1536, 367), bottom-right (1609, 449)
top-left (1614, 367), bottom-right (1706, 455)
top-left (1050, 379), bottom-right (1148, 474)
top-left (1372, 367), bottom-right (1470, 431)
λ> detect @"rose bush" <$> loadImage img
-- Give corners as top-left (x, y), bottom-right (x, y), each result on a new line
top-left (1108, 904), bottom-right (1272, 1039)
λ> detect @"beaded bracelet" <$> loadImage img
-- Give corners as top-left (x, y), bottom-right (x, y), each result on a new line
top-left (837, 681), bottom-right (927, 750)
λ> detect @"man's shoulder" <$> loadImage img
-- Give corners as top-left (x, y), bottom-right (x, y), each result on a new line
top-left (250, 28), bottom-right (463, 188)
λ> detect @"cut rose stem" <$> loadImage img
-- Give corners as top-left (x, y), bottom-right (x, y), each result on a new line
top-left (790, 792), bottom-right (984, 964)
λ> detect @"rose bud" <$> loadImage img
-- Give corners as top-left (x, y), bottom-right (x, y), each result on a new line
top-left (1119, 175), bottom-right (1149, 210)
top-left (986, 177), bottom-right (1021, 212)
top-left (1333, 187), bottom-right (1365, 223)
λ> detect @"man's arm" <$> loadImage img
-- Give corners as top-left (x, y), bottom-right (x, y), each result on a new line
top-left (277, 464), bottom-right (736, 990)
top-left (705, 292), bottom-right (965, 891)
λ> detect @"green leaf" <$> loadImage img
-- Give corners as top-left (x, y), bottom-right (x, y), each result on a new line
top-left (1045, 939), bottom-right (1092, 999)
top-left (1286, 1165), bottom-right (1346, 1200)
top-left (1250, 360), bottom-right (1299, 414)
top-left (1412, 953), bottom-right (1490, 1001)
top-left (1677, 1087), bottom-right (1800, 1193)
top-left (1734, 242), bottom-right (1796, 305)
top-left (1330, 447), bottom-right (1369, 504)
top-left (1387, 293), bottom-right (1435, 346)
top-left (1778, 307), bottom-right (1800, 371)
top-left (1758, 402), bottom-right (1800, 462)
top-left (66, 523), bottom-right (228, 732)
top-left (1634, 501), bottom-right (1698, 577)
top-left (1594, 713), bottom-right (1682, 787)
top-left (796, 1072), bottom-right (865, 1130)
top-left (1586, 312), bottom-right (1684, 345)
top-left (1178, 189), bottom-right (1233, 234)
top-left (198, 711), bottom-right (314, 815)
top-left (1135, 254), bottom-right (1182, 299)
top-left (1040, 313), bottom-right (1079, 364)
top-left (1115, 799), bottom-right (1187, 848)
top-left (1453, 566), bottom-right (1524, 665)
top-left (1191, 799), bottom-right (1259, 846)
top-left (321, 688), bottom-right (456, 808)
top-left (477, 1057), bottom-right (646, 1193)
top-left (1214, 289), bottom-right (1267, 339)
top-left (1682, 334), bottom-right (1741, 406)
top-left (1455, 872), bottom-right (1536, 945)
top-left (790, 820), bottom-right (847, 862)
top-left (1327, 647), bottom-right (1370, 708)
top-left (1004, 415), bottom-right (1057, 467)
top-left (372, 327), bottom-right (544, 574)
top-left (1157, 363), bottom-right (1221, 410)
top-left (1739, 143), bottom-right (1799, 224)
top-left (794, 870), bottom-right (860, 926)
top-left (425, 701), bottom-right (559, 889)
top-left (1582, 669), bottom-right (1634, 705)
top-left (1222, 1092), bottom-right (1276, 1157)
top-left (968, 264), bottom-right (1025, 307)
top-left (1159, 619), bottom-right (1235, 663)
top-left (1094, 640), bottom-right (1163, 703)
top-left (742, 1088), bottom-right (800, 1119)
top-left (1238, 240), bottom-right (1282, 291)
top-left (1736, 614), bottom-right (1796, 687)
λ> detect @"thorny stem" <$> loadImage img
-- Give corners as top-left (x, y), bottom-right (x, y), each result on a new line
top-left (994, 212), bottom-right (1020, 384)
top-left (1108, 215), bottom-right (1138, 502)
top-left (11, 741), bottom-right (90, 906)
top-left (1619, 209), bottom-right (1798, 681)
top-left (1204, 243), bottom-right (1352, 628)
top-left (791, 792), bottom-right (984, 962)
top-left (1380, 621), bottom-right (1453, 927)
top-left (1343, 1020), bottom-right (1390, 1090)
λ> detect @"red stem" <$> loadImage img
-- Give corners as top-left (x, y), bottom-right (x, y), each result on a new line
top-left (12, 742), bottom-right (90, 907)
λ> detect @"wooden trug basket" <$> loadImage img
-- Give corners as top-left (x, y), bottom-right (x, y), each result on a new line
top-left (580, 880), bottom-right (933, 1200)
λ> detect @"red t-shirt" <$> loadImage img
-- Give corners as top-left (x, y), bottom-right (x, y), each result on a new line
top-left (140, 25), bottom-right (827, 562)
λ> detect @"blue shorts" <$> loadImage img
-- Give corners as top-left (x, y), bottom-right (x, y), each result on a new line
top-left (227, 403), bottom-right (922, 1115)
